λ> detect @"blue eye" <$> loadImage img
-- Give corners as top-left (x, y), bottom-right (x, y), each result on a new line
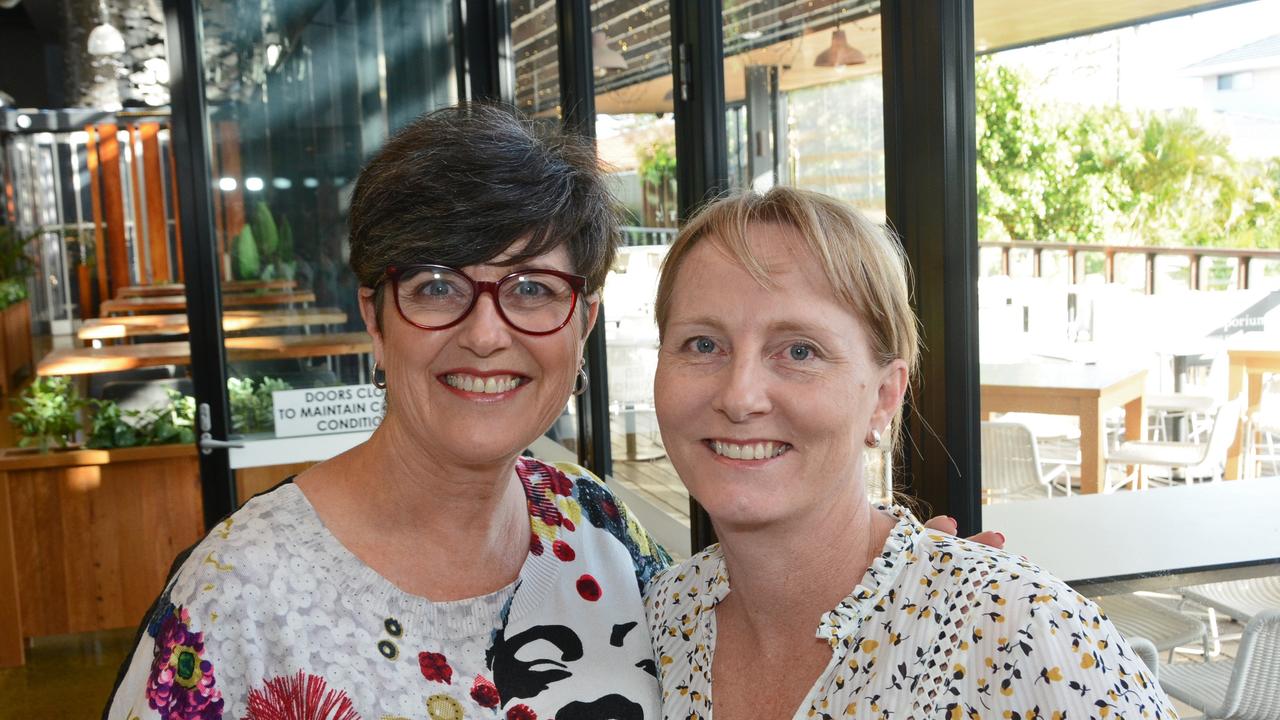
top-left (692, 337), bottom-right (717, 354)
top-left (788, 344), bottom-right (814, 361)
top-left (423, 280), bottom-right (454, 296)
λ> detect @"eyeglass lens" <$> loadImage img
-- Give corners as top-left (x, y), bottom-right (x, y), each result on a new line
top-left (395, 266), bottom-right (576, 333)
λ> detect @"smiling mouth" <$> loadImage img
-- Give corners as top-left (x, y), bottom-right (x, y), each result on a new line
top-left (441, 373), bottom-right (527, 395)
top-left (705, 439), bottom-right (792, 461)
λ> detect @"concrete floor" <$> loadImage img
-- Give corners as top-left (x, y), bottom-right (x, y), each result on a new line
top-left (0, 628), bottom-right (135, 718)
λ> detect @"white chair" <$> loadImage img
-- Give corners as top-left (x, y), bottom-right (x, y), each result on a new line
top-left (1159, 609), bottom-right (1280, 720)
top-left (1244, 377), bottom-right (1280, 479)
top-left (1246, 409), bottom-right (1280, 479)
top-left (1180, 577), bottom-right (1280, 626)
top-left (1130, 636), bottom-right (1160, 681)
top-left (1097, 593), bottom-right (1207, 662)
top-left (1104, 398), bottom-right (1242, 492)
top-left (980, 421), bottom-right (1071, 503)
top-left (1146, 392), bottom-right (1218, 442)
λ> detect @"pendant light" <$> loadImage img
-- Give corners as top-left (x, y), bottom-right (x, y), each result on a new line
top-left (87, 0), bottom-right (125, 56)
top-left (814, 28), bottom-right (865, 68)
top-left (593, 31), bottom-right (627, 73)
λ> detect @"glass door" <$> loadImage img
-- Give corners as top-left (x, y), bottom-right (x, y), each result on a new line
top-left (183, 0), bottom-right (459, 506)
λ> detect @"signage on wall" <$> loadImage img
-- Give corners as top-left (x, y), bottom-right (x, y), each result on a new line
top-left (272, 385), bottom-right (385, 438)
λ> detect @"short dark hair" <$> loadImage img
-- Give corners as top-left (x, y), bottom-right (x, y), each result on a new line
top-left (348, 103), bottom-right (618, 323)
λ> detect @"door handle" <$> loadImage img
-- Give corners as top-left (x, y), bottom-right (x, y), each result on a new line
top-left (198, 432), bottom-right (245, 455)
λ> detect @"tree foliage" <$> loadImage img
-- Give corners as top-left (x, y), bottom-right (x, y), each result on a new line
top-left (976, 56), bottom-right (1279, 249)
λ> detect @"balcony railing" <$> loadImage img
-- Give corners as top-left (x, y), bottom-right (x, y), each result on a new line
top-left (982, 241), bottom-right (1280, 293)
top-left (619, 227), bottom-right (1280, 294)
top-left (620, 225), bottom-right (677, 246)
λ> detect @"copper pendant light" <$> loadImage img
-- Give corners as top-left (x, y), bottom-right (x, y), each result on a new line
top-left (814, 29), bottom-right (866, 68)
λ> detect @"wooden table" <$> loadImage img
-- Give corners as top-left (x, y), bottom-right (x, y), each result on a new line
top-left (78, 307), bottom-right (348, 341)
top-left (38, 332), bottom-right (372, 376)
top-left (117, 279), bottom-right (298, 297)
top-left (1225, 339), bottom-right (1280, 479)
top-left (100, 290), bottom-right (316, 316)
top-left (982, 363), bottom-right (1148, 494)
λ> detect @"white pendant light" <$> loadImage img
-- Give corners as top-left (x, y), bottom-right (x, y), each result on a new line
top-left (814, 29), bottom-right (866, 68)
top-left (87, 0), bottom-right (125, 56)
top-left (593, 31), bottom-right (627, 72)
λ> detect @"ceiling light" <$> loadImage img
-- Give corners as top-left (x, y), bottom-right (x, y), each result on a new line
top-left (741, 30), bottom-right (763, 40)
top-left (244, 177), bottom-right (264, 192)
top-left (218, 177), bottom-right (237, 192)
top-left (88, 23), bottom-right (126, 56)
top-left (593, 31), bottom-right (626, 72)
top-left (814, 29), bottom-right (866, 69)
top-left (87, 0), bottom-right (124, 56)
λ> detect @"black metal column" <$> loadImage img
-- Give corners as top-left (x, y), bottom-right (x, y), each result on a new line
top-left (457, 0), bottom-right (515, 104)
top-left (881, 0), bottom-right (982, 534)
top-left (163, 0), bottom-right (236, 529)
top-left (670, 0), bottom-right (728, 553)
top-left (556, 0), bottom-right (612, 481)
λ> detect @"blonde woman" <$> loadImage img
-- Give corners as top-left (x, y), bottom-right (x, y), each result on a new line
top-left (645, 187), bottom-right (1175, 718)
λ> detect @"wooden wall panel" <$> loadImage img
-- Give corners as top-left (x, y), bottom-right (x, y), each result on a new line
top-left (0, 478), bottom-right (24, 665)
top-left (2, 449), bottom-right (202, 644)
top-left (235, 462), bottom-right (314, 504)
top-left (97, 124), bottom-right (131, 300)
top-left (216, 120), bottom-right (244, 280)
top-left (140, 123), bottom-right (172, 283)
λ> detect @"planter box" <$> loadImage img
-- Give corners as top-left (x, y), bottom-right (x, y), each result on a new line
top-left (0, 443), bottom-right (203, 666)
top-left (0, 299), bottom-right (32, 396)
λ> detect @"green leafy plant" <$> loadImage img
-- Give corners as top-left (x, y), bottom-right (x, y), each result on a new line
top-left (251, 201), bottom-right (280, 264)
top-left (87, 390), bottom-right (198, 449)
top-left (227, 376), bottom-right (291, 434)
top-left (9, 376), bottom-right (85, 452)
top-left (0, 277), bottom-right (26, 309)
top-left (0, 225), bottom-right (36, 280)
top-left (231, 225), bottom-right (260, 280)
top-left (976, 56), bottom-right (1280, 249)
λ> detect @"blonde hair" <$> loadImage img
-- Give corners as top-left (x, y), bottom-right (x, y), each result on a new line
top-left (654, 186), bottom-right (920, 452)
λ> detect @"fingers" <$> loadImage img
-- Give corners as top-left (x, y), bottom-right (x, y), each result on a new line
top-left (966, 530), bottom-right (1006, 550)
top-left (923, 515), bottom-right (959, 535)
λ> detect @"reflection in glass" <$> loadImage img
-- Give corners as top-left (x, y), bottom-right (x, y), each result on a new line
top-left (198, 0), bottom-right (458, 441)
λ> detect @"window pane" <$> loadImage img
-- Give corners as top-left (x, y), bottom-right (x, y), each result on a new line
top-left (591, 1), bottom-right (686, 553)
top-left (198, 0), bottom-right (457, 489)
top-left (972, 6), bottom-right (1280, 695)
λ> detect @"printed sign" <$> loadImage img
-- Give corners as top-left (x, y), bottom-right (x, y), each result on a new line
top-left (272, 384), bottom-right (385, 438)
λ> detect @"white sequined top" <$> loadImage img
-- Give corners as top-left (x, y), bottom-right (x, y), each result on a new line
top-left (106, 457), bottom-right (670, 720)
top-left (644, 505), bottom-right (1177, 719)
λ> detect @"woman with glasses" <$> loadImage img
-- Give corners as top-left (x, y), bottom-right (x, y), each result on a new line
top-left (106, 104), bottom-right (670, 720)
top-left (107, 105), bottom-right (981, 720)
top-left (644, 187), bottom-right (1175, 718)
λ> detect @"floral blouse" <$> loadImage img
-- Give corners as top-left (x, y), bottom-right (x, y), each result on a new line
top-left (645, 505), bottom-right (1177, 719)
top-left (105, 457), bottom-right (671, 720)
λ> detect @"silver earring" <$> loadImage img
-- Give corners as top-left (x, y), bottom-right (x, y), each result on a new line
top-left (372, 363), bottom-right (387, 390)
top-left (865, 428), bottom-right (882, 449)
top-left (573, 366), bottom-right (589, 396)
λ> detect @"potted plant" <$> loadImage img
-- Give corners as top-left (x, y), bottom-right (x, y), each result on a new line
top-left (7, 376), bottom-right (84, 453)
top-left (0, 379), bottom-right (204, 666)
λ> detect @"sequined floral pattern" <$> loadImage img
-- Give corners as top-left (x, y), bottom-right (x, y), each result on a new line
top-left (145, 604), bottom-right (224, 720)
top-left (107, 458), bottom-right (667, 720)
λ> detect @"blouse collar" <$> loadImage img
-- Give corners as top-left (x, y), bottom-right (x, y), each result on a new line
top-left (692, 504), bottom-right (922, 644)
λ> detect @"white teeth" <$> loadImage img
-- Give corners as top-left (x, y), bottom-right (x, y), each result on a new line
top-left (445, 374), bottom-right (521, 395)
top-left (711, 440), bottom-right (789, 460)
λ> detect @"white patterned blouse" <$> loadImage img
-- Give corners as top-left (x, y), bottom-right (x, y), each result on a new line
top-left (644, 505), bottom-right (1178, 719)
top-left (105, 457), bottom-right (670, 720)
